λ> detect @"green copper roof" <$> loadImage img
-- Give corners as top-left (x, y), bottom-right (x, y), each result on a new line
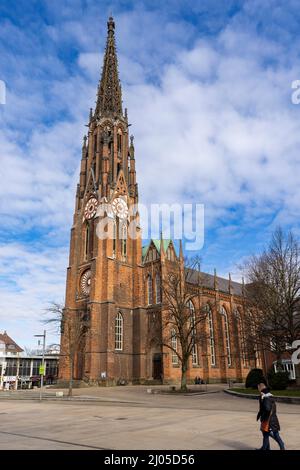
top-left (142, 245), bottom-right (148, 258)
top-left (152, 239), bottom-right (171, 252)
top-left (142, 239), bottom-right (172, 260)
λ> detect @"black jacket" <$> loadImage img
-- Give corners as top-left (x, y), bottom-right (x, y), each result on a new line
top-left (257, 388), bottom-right (280, 431)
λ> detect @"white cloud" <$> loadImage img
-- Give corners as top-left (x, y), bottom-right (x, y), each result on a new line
top-left (1, 1), bottom-right (300, 346)
top-left (0, 243), bottom-right (67, 348)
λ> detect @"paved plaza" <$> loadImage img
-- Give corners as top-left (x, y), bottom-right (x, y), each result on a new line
top-left (0, 385), bottom-right (299, 450)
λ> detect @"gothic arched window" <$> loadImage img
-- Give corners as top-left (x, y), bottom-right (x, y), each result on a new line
top-left (167, 247), bottom-right (175, 261)
top-left (189, 301), bottom-right (198, 365)
top-left (221, 306), bottom-right (231, 367)
top-left (206, 304), bottom-right (216, 366)
top-left (155, 273), bottom-right (161, 304)
top-left (121, 223), bottom-right (127, 258)
top-left (115, 312), bottom-right (123, 351)
top-left (84, 224), bottom-right (90, 259)
top-left (171, 329), bottom-right (178, 365)
top-left (108, 129), bottom-right (113, 156)
top-left (93, 133), bottom-right (97, 155)
top-left (117, 132), bottom-right (122, 154)
top-left (236, 309), bottom-right (247, 367)
top-left (112, 219), bottom-right (117, 256)
top-left (147, 275), bottom-right (153, 305)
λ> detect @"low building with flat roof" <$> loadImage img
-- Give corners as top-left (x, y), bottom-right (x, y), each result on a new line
top-left (0, 331), bottom-right (59, 390)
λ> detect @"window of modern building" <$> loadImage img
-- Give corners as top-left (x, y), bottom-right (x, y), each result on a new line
top-left (46, 360), bottom-right (58, 377)
top-left (19, 359), bottom-right (31, 377)
top-left (115, 312), bottom-right (123, 351)
top-left (32, 359), bottom-right (42, 376)
top-left (274, 360), bottom-right (296, 380)
top-left (5, 359), bottom-right (18, 376)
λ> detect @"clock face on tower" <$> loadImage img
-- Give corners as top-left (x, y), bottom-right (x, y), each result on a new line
top-left (84, 197), bottom-right (98, 220)
top-left (112, 197), bottom-right (128, 219)
top-left (80, 269), bottom-right (91, 296)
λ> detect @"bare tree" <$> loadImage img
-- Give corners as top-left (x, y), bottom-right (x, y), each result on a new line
top-left (160, 256), bottom-right (208, 391)
top-left (23, 346), bottom-right (39, 356)
top-left (242, 227), bottom-right (300, 378)
top-left (44, 302), bottom-right (90, 397)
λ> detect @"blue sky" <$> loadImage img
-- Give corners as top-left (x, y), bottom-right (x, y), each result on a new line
top-left (1, 0), bottom-right (300, 349)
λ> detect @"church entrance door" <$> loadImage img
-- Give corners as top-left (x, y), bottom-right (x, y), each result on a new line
top-left (152, 353), bottom-right (163, 381)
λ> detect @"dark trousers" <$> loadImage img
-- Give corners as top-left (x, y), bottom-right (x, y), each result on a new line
top-left (262, 430), bottom-right (285, 450)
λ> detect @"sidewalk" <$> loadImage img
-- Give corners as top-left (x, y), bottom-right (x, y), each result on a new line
top-left (0, 387), bottom-right (299, 449)
top-left (0, 383), bottom-right (229, 402)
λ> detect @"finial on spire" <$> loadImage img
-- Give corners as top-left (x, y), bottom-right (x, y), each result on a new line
top-left (179, 239), bottom-right (184, 261)
top-left (82, 135), bottom-right (87, 154)
top-left (107, 16), bottom-right (115, 35)
top-left (214, 268), bottom-right (218, 290)
top-left (129, 135), bottom-right (134, 160)
top-left (160, 231), bottom-right (165, 257)
top-left (129, 135), bottom-right (135, 160)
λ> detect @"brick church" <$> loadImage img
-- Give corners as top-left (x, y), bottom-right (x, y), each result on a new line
top-left (59, 17), bottom-right (261, 385)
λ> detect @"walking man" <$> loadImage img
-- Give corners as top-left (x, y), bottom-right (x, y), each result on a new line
top-left (256, 382), bottom-right (285, 450)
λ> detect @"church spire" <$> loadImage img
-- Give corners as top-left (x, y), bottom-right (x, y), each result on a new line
top-left (95, 16), bottom-right (123, 118)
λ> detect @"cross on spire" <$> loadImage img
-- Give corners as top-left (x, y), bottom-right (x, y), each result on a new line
top-left (95, 16), bottom-right (123, 118)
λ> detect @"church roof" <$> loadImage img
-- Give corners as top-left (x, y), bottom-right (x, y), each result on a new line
top-left (185, 268), bottom-right (243, 296)
top-left (142, 239), bottom-right (172, 260)
top-left (0, 331), bottom-right (23, 353)
top-left (141, 241), bottom-right (243, 296)
top-left (152, 239), bottom-right (172, 253)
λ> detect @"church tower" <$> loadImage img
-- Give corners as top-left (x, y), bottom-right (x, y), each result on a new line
top-left (60, 17), bottom-right (146, 385)
top-left (60, 16), bottom-right (252, 387)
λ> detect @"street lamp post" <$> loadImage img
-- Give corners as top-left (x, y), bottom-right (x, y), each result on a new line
top-left (34, 330), bottom-right (46, 401)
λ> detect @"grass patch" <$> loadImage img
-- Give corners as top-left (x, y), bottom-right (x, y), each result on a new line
top-left (231, 388), bottom-right (300, 397)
